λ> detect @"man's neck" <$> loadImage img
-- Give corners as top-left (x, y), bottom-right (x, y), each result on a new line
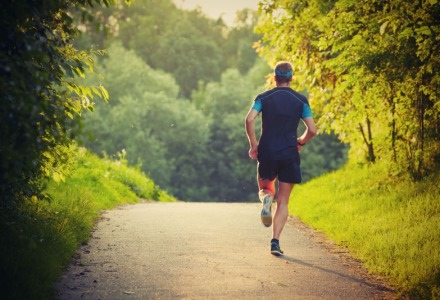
top-left (276, 82), bottom-right (290, 88)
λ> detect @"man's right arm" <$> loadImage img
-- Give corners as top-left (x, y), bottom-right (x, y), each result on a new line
top-left (245, 108), bottom-right (259, 160)
top-left (297, 117), bottom-right (317, 148)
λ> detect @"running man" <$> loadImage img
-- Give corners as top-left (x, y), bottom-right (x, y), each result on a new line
top-left (245, 61), bottom-right (317, 256)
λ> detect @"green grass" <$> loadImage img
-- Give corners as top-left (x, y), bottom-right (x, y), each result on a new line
top-left (0, 147), bottom-right (175, 299)
top-left (290, 162), bottom-right (440, 299)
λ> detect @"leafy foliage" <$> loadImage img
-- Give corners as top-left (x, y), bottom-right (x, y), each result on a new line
top-left (256, 0), bottom-right (440, 179)
top-left (75, 0), bottom-right (261, 98)
top-left (80, 43), bottom-right (211, 200)
top-left (292, 162), bottom-right (440, 298)
top-left (0, 146), bottom-right (173, 299)
top-left (0, 0), bottom-right (131, 207)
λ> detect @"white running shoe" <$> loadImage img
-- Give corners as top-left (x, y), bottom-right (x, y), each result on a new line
top-left (260, 193), bottom-right (273, 227)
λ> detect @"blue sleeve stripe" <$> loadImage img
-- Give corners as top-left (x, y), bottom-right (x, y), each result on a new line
top-left (302, 103), bottom-right (313, 119)
top-left (252, 98), bottom-right (262, 112)
top-left (253, 91), bottom-right (313, 118)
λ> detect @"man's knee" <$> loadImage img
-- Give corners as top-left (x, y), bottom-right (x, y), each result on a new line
top-left (258, 179), bottom-right (275, 193)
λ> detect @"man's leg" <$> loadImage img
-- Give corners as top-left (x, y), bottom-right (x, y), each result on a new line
top-left (258, 176), bottom-right (276, 227)
top-left (258, 176), bottom-right (276, 197)
top-left (272, 181), bottom-right (294, 240)
top-left (269, 181), bottom-right (294, 255)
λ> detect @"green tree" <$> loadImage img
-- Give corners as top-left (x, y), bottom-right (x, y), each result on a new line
top-left (256, 0), bottom-right (440, 179)
top-left (76, 0), bottom-right (262, 98)
top-left (151, 19), bottom-right (224, 97)
top-left (80, 43), bottom-right (211, 200)
top-left (0, 0), bottom-right (125, 207)
top-left (116, 0), bottom-right (227, 98)
top-left (224, 9), bottom-right (261, 74)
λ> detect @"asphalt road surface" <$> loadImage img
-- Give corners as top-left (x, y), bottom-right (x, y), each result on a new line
top-left (56, 202), bottom-right (395, 299)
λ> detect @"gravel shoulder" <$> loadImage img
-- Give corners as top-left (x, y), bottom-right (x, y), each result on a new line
top-left (55, 202), bottom-right (396, 299)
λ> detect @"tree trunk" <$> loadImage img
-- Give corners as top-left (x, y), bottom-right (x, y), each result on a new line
top-left (358, 118), bottom-right (376, 163)
top-left (416, 90), bottom-right (425, 178)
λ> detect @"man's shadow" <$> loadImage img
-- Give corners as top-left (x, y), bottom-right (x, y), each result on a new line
top-left (275, 255), bottom-right (394, 293)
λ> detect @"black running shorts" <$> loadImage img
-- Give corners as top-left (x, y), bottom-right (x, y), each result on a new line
top-left (257, 157), bottom-right (302, 184)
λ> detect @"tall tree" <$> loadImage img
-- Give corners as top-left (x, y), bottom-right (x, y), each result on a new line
top-left (150, 19), bottom-right (224, 97)
top-left (75, 0), bottom-right (262, 98)
top-left (80, 43), bottom-right (211, 200)
top-left (224, 9), bottom-right (261, 74)
top-left (256, 0), bottom-right (440, 178)
top-left (0, 0), bottom-right (125, 207)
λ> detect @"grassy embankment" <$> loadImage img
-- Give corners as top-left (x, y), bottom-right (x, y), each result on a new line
top-left (291, 162), bottom-right (440, 299)
top-left (1, 147), bottom-right (175, 299)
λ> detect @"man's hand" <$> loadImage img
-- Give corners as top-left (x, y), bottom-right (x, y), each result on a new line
top-left (249, 147), bottom-right (258, 160)
top-left (297, 138), bottom-right (305, 152)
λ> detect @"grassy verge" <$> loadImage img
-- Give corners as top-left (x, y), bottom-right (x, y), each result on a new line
top-left (0, 147), bottom-right (175, 299)
top-left (290, 162), bottom-right (440, 299)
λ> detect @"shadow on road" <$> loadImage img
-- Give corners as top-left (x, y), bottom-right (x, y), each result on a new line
top-left (277, 255), bottom-right (394, 293)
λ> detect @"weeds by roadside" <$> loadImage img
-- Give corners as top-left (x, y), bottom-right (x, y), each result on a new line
top-left (291, 163), bottom-right (440, 299)
top-left (0, 147), bottom-right (175, 299)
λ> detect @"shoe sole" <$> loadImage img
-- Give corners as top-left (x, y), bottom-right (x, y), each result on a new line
top-left (261, 195), bottom-right (272, 227)
top-left (261, 214), bottom-right (272, 227)
top-left (271, 250), bottom-right (284, 256)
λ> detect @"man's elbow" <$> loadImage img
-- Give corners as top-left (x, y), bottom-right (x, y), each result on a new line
top-left (308, 125), bottom-right (317, 137)
top-left (245, 116), bottom-right (254, 127)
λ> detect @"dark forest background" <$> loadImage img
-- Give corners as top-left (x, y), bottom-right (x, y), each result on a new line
top-left (74, 0), bottom-right (347, 201)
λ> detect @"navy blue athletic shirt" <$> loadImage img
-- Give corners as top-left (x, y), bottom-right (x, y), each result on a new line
top-left (251, 87), bottom-right (313, 161)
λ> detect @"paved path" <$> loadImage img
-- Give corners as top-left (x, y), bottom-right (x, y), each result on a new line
top-left (56, 202), bottom-right (394, 299)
